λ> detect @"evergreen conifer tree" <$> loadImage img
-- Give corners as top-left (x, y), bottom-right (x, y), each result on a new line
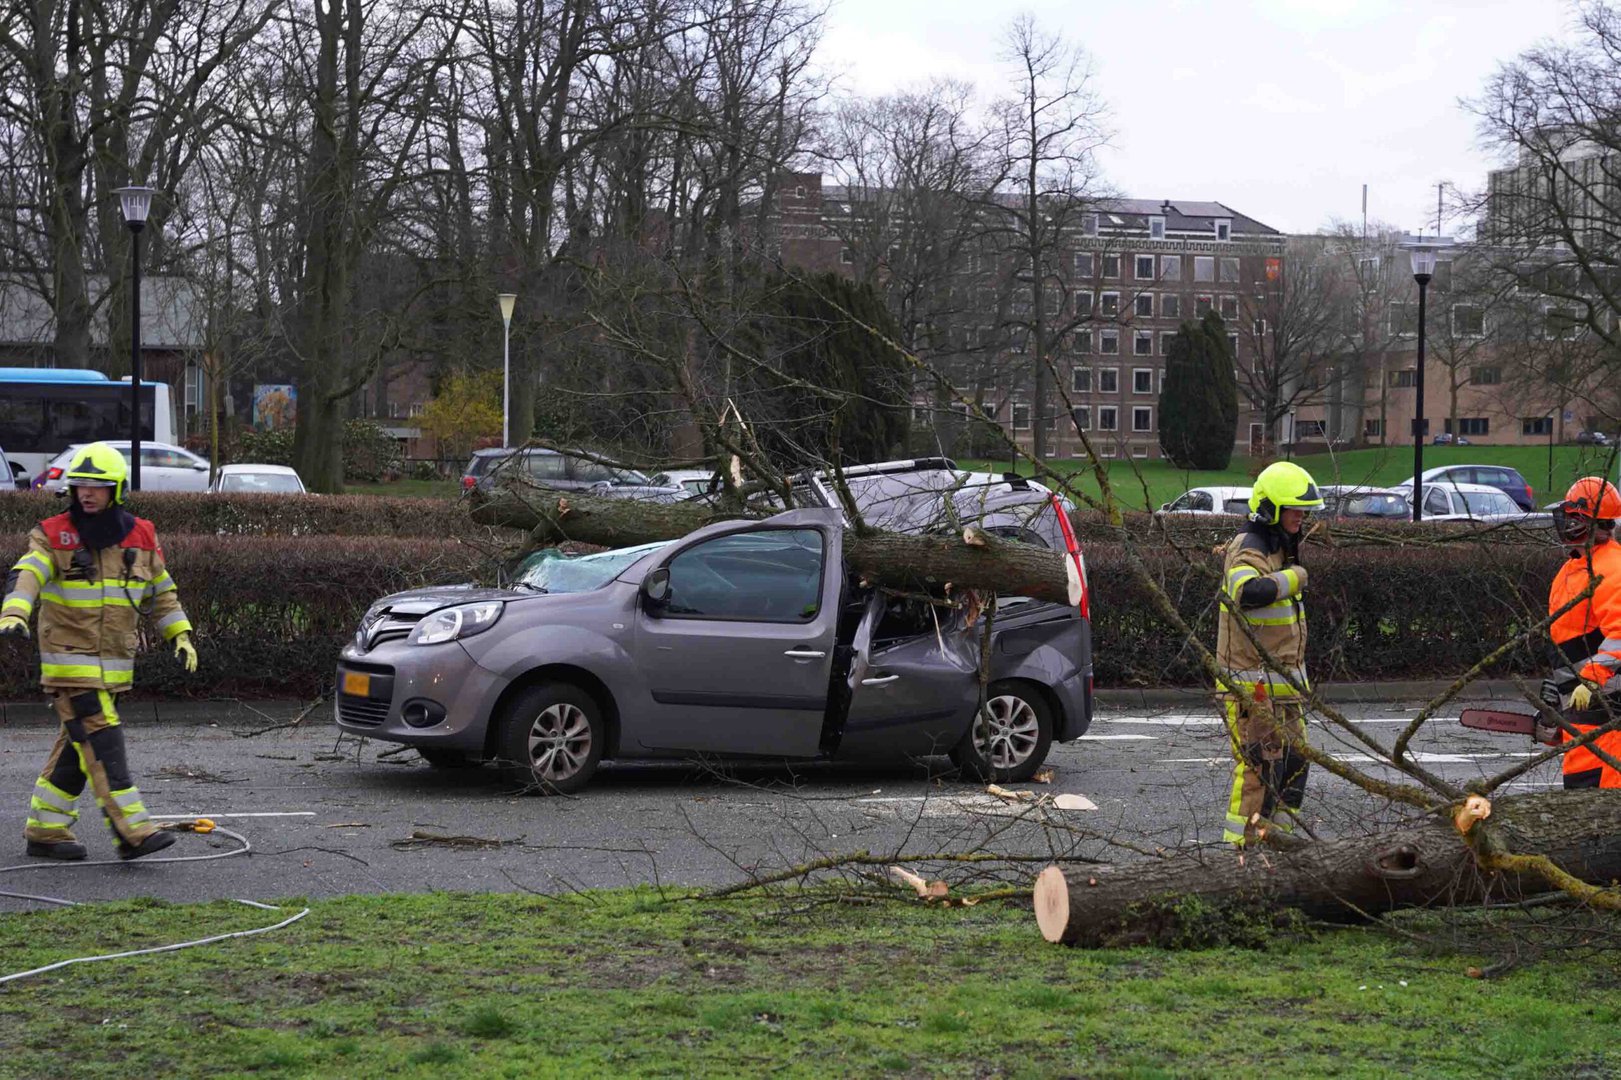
top-left (1158, 312), bottom-right (1239, 469)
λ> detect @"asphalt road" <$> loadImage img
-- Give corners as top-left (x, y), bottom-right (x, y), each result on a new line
top-left (0, 697), bottom-right (1564, 912)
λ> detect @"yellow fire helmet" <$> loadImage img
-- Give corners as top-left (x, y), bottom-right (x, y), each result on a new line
top-left (65, 441), bottom-right (130, 504)
top-left (1248, 461), bottom-right (1322, 525)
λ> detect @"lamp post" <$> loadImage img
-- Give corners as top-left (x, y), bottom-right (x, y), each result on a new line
top-left (115, 186), bottom-right (154, 492)
top-left (497, 293), bottom-right (517, 447)
top-left (1407, 240), bottom-right (1439, 521)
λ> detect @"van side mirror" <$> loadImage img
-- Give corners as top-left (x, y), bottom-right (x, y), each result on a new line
top-left (641, 567), bottom-right (671, 609)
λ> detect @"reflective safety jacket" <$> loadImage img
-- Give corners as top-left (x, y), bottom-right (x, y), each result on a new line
top-left (1548, 538), bottom-right (1621, 781)
top-left (1, 512), bottom-right (192, 690)
top-left (1216, 524), bottom-right (1309, 701)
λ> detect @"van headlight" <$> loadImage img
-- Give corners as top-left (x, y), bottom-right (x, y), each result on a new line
top-left (410, 601), bottom-right (504, 645)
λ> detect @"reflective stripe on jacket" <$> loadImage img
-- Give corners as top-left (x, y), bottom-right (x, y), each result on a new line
top-left (2, 512), bottom-right (192, 690)
top-left (1216, 527), bottom-right (1309, 700)
top-left (1548, 538), bottom-right (1621, 777)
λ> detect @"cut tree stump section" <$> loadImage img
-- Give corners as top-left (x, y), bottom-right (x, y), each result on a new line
top-left (1034, 790), bottom-right (1621, 946)
top-left (471, 487), bottom-right (1082, 605)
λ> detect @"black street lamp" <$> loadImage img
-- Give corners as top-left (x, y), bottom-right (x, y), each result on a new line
top-left (1407, 241), bottom-right (1438, 521)
top-left (116, 186), bottom-right (154, 492)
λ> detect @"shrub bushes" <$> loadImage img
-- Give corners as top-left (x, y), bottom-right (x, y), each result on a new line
top-left (0, 492), bottom-right (493, 539)
top-left (0, 535), bottom-right (488, 700)
top-left (0, 522), bottom-right (1567, 701)
top-left (231, 420), bottom-right (404, 481)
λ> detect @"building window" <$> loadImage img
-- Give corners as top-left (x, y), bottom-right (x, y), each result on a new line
top-left (1132, 406), bottom-right (1153, 432)
top-left (1252, 318), bottom-right (1267, 337)
top-left (1098, 367), bottom-right (1119, 392)
top-left (1470, 366), bottom-right (1502, 385)
top-left (1134, 332), bottom-right (1153, 357)
top-left (1388, 369), bottom-right (1417, 387)
top-left (1195, 295), bottom-right (1213, 317)
top-left (1160, 255), bottom-right (1181, 281)
top-left (1220, 256), bottom-right (1240, 282)
top-left (1135, 255), bottom-right (1155, 280)
top-left (1297, 420), bottom-right (1325, 439)
top-left (1076, 329), bottom-right (1093, 353)
top-left (1194, 256), bottom-right (1215, 282)
top-left (840, 248), bottom-right (853, 264)
top-left (1134, 293), bottom-right (1154, 317)
top-left (1102, 254), bottom-right (1120, 279)
top-left (1161, 293), bottom-right (1180, 318)
top-left (1454, 305), bottom-right (1486, 336)
top-left (1072, 367), bottom-right (1092, 393)
top-left (1084, 212), bottom-right (1099, 236)
top-left (1073, 406), bottom-right (1091, 430)
top-left (1011, 403), bottom-right (1031, 430)
top-left (1076, 252), bottom-right (1094, 277)
top-left (1365, 418), bottom-right (1384, 438)
top-left (1099, 444), bottom-right (1117, 459)
top-left (1390, 301), bottom-right (1417, 337)
top-left (1216, 219), bottom-right (1231, 241)
top-left (1100, 331), bottom-right (1119, 355)
top-left (1098, 406), bottom-right (1118, 431)
top-left (1522, 416), bottom-right (1554, 436)
top-left (1132, 367), bottom-right (1153, 393)
top-left (1226, 332), bottom-right (1239, 356)
top-left (1456, 417), bottom-right (1490, 436)
top-left (1149, 216), bottom-right (1166, 239)
top-left (1076, 291), bottom-right (1093, 317)
top-left (1100, 292), bottom-right (1120, 318)
top-left (1219, 296), bottom-right (1239, 320)
top-left (1160, 331), bottom-right (1176, 355)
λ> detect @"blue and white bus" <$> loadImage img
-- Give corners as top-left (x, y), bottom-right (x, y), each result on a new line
top-left (0, 368), bottom-right (177, 485)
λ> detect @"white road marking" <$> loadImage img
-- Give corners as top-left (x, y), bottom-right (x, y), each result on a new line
top-left (1158, 750), bottom-right (1543, 766)
top-left (150, 812), bottom-right (317, 820)
top-left (1077, 734), bottom-right (1158, 741)
top-left (1100, 715), bottom-right (1461, 727)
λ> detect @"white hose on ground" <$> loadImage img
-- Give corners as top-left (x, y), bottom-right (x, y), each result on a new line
top-left (0, 824), bottom-right (310, 985)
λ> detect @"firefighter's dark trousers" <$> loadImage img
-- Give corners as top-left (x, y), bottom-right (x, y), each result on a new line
top-left (1221, 694), bottom-right (1310, 847)
top-left (23, 689), bottom-right (159, 849)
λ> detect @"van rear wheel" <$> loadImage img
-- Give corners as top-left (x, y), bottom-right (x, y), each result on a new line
top-left (950, 680), bottom-right (1054, 783)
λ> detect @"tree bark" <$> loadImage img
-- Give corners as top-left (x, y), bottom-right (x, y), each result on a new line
top-left (1033, 790), bottom-right (1621, 947)
top-left (469, 486), bottom-right (1080, 605)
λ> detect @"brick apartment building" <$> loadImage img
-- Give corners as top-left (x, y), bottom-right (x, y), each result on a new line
top-left (764, 171), bottom-right (1287, 461)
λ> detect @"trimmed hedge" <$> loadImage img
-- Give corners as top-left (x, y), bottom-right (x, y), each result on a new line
top-left (1085, 541), bottom-right (1561, 688)
top-left (0, 535), bottom-right (487, 700)
top-left (0, 528), bottom-right (1568, 701)
top-left (0, 492), bottom-right (490, 539)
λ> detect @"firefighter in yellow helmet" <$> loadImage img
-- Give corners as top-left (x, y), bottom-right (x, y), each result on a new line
top-left (1214, 461), bottom-right (1323, 847)
top-left (0, 442), bottom-right (199, 860)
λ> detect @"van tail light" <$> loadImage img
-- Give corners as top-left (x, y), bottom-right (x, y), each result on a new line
top-left (462, 476), bottom-right (476, 490)
top-left (1525, 484), bottom-right (1534, 506)
top-left (46, 467), bottom-right (63, 480)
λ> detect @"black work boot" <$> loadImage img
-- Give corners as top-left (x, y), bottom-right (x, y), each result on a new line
top-left (116, 830), bottom-right (176, 861)
top-left (26, 839), bottom-right (88, 861)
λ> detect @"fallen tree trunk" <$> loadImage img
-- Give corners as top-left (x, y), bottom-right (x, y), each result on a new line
top-left (470, 487), bottom-right (1081, 605)
top-left (1033, 790), bottom-right (1621, 947)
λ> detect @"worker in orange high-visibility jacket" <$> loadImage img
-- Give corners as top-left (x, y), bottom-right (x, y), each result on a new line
top-left (1215, 461), bottom-right (1324, 847)
top-left (1542, 476), bottom-right (1621, 789)
top-left (0, 442), bottom-right (199, 860)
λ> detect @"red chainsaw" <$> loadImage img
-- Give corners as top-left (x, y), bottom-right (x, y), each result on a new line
top-left (1458, 708), bottom-right (1562, 746)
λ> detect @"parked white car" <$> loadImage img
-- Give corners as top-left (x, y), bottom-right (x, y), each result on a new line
top-left (209, 463), bottom-right (308, 495)
top-left (1409, 481), bottom-right (1535, 523)
top-left (1158, 486), bottom-right (1252, 516)
top-left (39, 441), bottom-right (211, 493)
top-left (648, 469), bottom-right (719, 500)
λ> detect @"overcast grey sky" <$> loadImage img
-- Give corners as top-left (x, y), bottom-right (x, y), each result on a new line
top-left (818, 0), bottom-right (1580, 235)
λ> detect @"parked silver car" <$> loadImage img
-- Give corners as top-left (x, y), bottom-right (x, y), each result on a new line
top-left (336, 484), bottom-right (1093, 792)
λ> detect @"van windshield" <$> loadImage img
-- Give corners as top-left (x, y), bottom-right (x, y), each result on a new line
top-left (512, 542), bottom-right (667, 594)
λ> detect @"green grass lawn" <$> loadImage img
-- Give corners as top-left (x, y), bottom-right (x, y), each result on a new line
top-left (964, 443), bottom-right (1621, 513)
top-left (0, 890), bottom-right (1614, 1078)
top-left (344, 478), bottom-right (462, 499)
